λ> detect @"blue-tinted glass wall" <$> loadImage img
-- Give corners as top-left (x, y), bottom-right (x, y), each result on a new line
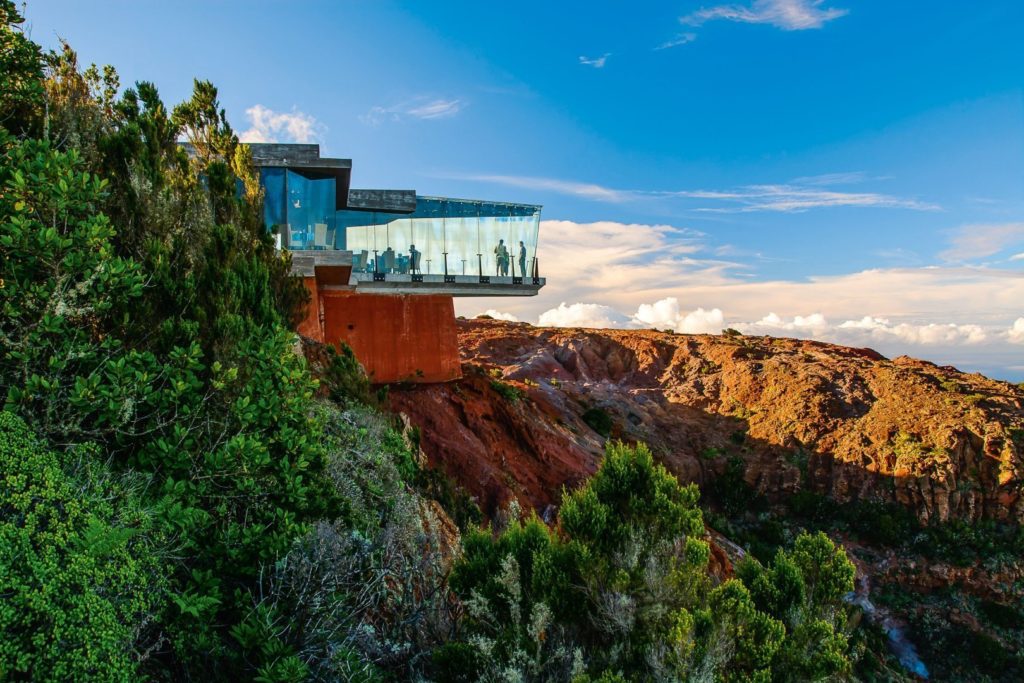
top-left (259, 167), bottom-right (337, 250)
top-left (260, 168), bottom-right (286, 248)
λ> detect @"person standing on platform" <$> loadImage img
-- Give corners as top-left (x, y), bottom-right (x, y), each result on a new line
top-left (409, 244), bottom-right (421, 274)
top-left (494, 239), bottom-right (509, 276)
top-left (518, 241), bottom-right (527, 278)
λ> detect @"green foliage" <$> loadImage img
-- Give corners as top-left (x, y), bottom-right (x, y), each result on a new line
top-left (736, 532), bottom-right (856, 682)
top-left (0, 412), bottom-right (167, 681)
top-left (491, 378), bottom-right (526, 402)
top-left (250, 403), bottom-right (454, 680)
top-left (560, 441), bottom-right (704, 556)
top-left (783, 490), bottom-right (1024, 567)
top-left (323, 342), bottom-right (374, 405)
top-left (0, 1), bottom-right (44, 135)
top-left (0, 38), bottom-right (337, 678)
top-left (444, 442), bottom-right (840, 682)
top-left (581, 406), bottom-right (613, 437)
top-left (939, 378), bottom-right (961, 393)
top-left (415, 464), bottom-right (484, 531)
top-left (709, 455), bottom-right (768, 516)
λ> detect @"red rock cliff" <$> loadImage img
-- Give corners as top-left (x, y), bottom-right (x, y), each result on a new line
top-left (389, 319), bottom-right (1024, 524)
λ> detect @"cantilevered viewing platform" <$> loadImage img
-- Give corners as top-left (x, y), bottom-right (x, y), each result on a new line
top-left (251, 144), bottom-right (545, 296)
top-left (249, 143), bottom-right (544, 383)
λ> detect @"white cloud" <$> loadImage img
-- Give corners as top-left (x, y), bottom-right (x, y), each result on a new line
top-left (791, 171), bottom-right (872, 186)
top-left (361, 97), bottom-right (464, 125)
top-left (738, 312), bottom-right (831, 336)
top-left (682, 0), bottom-right (848, 30)
top-left (1009, 318), bottom-right (1024, 344)
top-left (238, 105), bottom-right (325, 144)
top-left (1011, 253), bottom-right (1024, 261)
top-left (406, 99), bottom-right (463, 119)
top-left (538, 302), bottom-right (632, 328)
top-left (680, 184), bottom-right (939, 212)
top-left (634, 298), bottom-right (725, 333)
top-left (940, 222), bottom-right (1024, 262)
top-left (579, 53), bottom-right (611, 68)
top-left (535, 301), bottom-right (998, 350)
top-left (443, 174), bottom-right (938, 212)
top-left (836, 316), bottom-right (988, 345)
top-left (479, 309), bottom-right (519, 322)
top-left (441, 174), bottom-right (631, 202)
top-left (656, 33), bottom-right (698, 50)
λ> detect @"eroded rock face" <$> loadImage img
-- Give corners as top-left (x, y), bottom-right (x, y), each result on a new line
top-left (389, 320), bottom-right (1024, 524)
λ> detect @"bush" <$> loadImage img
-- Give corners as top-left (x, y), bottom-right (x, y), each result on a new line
top-left (581, 406), bottom-right (613, 438)
top-left (491, 379), bottom-right (525, 403)
top-left (445, 441), bottom-right (821, 682)
top-left (243, 403), bottom-right (458, 680)
top-left (0, 412), bottom-right (167, 681)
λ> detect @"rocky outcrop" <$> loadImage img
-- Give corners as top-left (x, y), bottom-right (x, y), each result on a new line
top-left (389, 319), bottom-right (1024, 524)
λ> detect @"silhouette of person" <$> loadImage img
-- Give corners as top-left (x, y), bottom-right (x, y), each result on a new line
top-left (494, 239), bottom-right (509, 276)
top-left (518, 241), bottom-right (527, 278)
top-left (409, 244), bottom-right (421, 273)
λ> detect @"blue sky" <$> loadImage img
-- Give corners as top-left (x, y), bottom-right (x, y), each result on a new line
top-left (25, 0), bottom-right (1024, 379)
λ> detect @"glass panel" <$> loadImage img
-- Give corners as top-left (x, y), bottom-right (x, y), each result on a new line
top-left (285, 170), bottom-right (336, 250)
top-left (261, 168), bottom-right (286, 249)
top-left (335, 196), bottom-right (542, 277)
top-left (446, 208), bottom-right (478, 275)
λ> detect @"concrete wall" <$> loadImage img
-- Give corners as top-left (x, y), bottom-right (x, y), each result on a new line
top-left (320, 291), bottom-right (461, 384)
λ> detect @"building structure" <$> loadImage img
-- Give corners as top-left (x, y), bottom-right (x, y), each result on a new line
top-left (250, 143), bottom-right (544, 382)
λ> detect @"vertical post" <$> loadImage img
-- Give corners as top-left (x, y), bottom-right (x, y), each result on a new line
top-left (371, 212), bottom-right (378, 273)
top-left (442, 199), bottom-right (449, 281)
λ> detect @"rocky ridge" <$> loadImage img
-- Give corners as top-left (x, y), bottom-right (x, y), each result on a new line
top-left (390, 319), bottom-right (1024, 525)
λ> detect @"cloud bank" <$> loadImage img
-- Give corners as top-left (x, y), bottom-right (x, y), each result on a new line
top-left (458, 219), bottom-right (1024, 380)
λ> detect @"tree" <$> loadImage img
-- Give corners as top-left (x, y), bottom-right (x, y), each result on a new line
top-left (737, 531), bottom-right (856, 682)
top-left (0, 0), bottom-right (44, 135)
top-left (445, 441), bottom-right (791, 682)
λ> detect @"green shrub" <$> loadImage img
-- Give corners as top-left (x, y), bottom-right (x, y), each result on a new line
top-left (0, 411), bottom-right (167, 681)
top-left (978, 600), bottom-right (1022, 630)
top-left (581, 406), bottom-right (613, 437)
top-left (709, 456), bottom-right (767, 516)
top-left (446, 441), bottom-right (822, 681)
top-left (324, 342), bottom-right (374, 405)
top-left (491, 379), bottom-right (525, 403)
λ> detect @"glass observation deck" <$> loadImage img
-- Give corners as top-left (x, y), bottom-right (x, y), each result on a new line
top-left (338, 198), bottom-right (540, 279)
top-left (252, 144), bottom-right (544, 295)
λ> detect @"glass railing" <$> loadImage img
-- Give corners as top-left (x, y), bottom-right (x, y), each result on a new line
top-left (339, 197), bottom-right (541, 278)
